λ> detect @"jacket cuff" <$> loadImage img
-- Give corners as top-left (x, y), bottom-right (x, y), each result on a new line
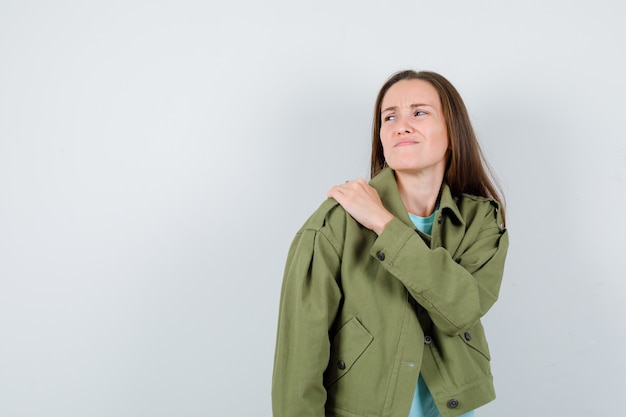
top-left (369, 217), bottom-right (416, 267)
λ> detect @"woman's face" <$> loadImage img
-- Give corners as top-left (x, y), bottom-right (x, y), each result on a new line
top-left (379, 79), bottom-right (449, 177)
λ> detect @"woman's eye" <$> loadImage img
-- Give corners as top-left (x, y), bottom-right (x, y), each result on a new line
top-left (415, 110), bottom-right (427, 117)
top-left (383, 115), bottom-right (395, 122)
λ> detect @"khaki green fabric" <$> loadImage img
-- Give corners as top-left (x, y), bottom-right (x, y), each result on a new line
top-left (272, 168), bottom-right (509, 417)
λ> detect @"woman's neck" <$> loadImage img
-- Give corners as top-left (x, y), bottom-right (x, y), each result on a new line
top-left (395, 170), bottom-right (444, 217)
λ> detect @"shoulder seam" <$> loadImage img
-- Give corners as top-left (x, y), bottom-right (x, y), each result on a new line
top-left (300, 198), bottom-right (342, 232)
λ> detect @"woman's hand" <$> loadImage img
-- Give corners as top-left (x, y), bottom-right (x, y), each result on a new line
top-left (327, 179), bottom-right (394, 235)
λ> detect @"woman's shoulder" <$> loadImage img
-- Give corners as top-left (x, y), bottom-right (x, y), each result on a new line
top-left (290, 198), bottom-right (355, 257)
top-left (298, 198), bottom-right (348, 233)
top-left (454, 193), bottom-right (505, 231)
top-left (456, 193), bottom-right (500, 211)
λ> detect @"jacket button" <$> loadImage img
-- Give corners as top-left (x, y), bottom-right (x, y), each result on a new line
top-left (424, 335), bottom-right (433, 345)
top-left (337, 359), bottom-right (346, 370)
top-left (464, 331), bottom-right (472, 341)
top-left (376, 251), bottom-right (385, 261)
top-left (447, 399), bottom-right (459, 408)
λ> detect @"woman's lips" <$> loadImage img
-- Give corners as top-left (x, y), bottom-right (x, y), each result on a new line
top-left (395, 139), bottom-right (418, 147)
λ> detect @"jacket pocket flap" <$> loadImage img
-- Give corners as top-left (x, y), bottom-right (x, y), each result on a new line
top-left (325, 317), bottom-right (374, 386)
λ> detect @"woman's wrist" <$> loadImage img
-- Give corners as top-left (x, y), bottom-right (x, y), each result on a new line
top-left (373, 212), bottom-right (394, 236)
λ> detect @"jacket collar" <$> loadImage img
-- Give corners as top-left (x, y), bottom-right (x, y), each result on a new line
top-left (369, 167), bottom-right (465, 227)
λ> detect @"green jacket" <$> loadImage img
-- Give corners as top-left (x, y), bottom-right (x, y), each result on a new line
top-left (272, 168), bottom-right (509, 417)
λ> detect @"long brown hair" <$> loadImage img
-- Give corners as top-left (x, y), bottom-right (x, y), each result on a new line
top-left (370, 70), bottom-right (506, 222)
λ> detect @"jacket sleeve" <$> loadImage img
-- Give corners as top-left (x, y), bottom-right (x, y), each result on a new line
top-left (272, 224), bottom-right (343, 417)
top-left (370, 201), bottom-right (509, 336)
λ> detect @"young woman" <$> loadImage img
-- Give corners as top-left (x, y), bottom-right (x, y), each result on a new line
top-left (272, 70), bottom-right (509, 417)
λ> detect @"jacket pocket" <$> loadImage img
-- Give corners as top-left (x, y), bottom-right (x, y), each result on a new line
top-left (324, 317), bottom-right (374, 387)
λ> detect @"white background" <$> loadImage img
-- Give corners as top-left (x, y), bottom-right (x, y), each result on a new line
top-left (1, 1), bottom-right (625, 416)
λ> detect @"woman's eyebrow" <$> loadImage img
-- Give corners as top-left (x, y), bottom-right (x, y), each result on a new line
top-left (410, 103), bottom-right (434, 109)
top-left (382, 103), bottom-right (433, 113)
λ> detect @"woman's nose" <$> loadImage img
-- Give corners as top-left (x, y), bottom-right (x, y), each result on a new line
top-left (396, 120), bottom-right (414, 135)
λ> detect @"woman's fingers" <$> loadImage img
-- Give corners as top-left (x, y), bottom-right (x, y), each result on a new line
top-left (327, 179), bottom-right (393, 235)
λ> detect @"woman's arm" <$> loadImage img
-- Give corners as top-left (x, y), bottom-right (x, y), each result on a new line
top-left (328, 179), bottom-right (508, 336)
top-left (272, 220), bottom-right (343, 417)
top-left (372, 204), bottom-right (508, 335)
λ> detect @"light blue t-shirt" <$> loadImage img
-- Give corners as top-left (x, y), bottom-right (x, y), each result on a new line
top-left (407, 211), bottom-right (475, 417)
top-left (408, 211), bottom-right (436, 235)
